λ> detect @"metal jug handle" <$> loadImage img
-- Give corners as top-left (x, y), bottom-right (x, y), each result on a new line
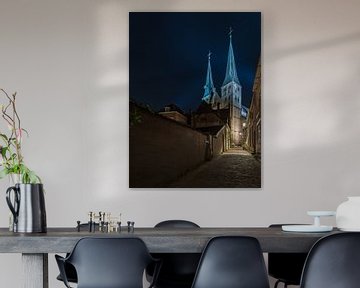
top-left (6, 186), bottom-right (20, 224)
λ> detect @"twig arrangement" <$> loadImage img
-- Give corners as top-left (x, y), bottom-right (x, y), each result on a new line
top-left (0, 88), bottom-right (40, 183)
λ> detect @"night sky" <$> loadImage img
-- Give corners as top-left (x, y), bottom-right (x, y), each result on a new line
top-left (129, 12), bottom-right (261, 113)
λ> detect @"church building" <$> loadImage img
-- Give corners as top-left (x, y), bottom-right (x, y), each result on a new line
top-left (194, 30), bottom-right (248, 146)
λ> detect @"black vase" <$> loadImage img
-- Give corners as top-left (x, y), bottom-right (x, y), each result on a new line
top-left (6, 183), bottom-right (47, 233)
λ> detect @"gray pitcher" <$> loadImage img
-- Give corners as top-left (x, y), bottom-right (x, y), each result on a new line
top-left (6, 183), bottom-right (47, 233)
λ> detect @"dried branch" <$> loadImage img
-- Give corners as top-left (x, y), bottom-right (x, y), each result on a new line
top-left (0, 88), bottom-right (39, 183)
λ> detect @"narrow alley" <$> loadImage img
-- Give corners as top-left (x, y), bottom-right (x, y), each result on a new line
top-left (169, 148), bottom-right (261, 188)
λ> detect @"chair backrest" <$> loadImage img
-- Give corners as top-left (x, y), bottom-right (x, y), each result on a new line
top-left (300, 232), bottom-right (360, 288)
top-left (155, 219), bottom-right (200, 228)
top-left (66, 237), bottom-right (154, 288)
top-left (191, 236), bottom-right (269, 288)
top-left (151, 220), bottom-right (201, 286)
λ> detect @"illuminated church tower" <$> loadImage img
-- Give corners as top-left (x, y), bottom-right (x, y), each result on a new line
top-left (198, 28), bottom-right (246, 146)
top-left (221, 28), bottom-right (243, 145)
top-left (202, 52), bottom-right (221, 109)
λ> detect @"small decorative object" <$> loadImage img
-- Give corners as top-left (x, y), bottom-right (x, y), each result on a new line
top-left (0, 88), bottom-right (46, 233)
top-left (85, 211), bottom-right (121, 232)
top-left (336, 197), bottom-right (360, 231)
top-left (282, 211), bottom-right (335, 232)
top-left (77, 221), bottom-right (81, 232)
top-left (127, 221), bottom-right (135, 233)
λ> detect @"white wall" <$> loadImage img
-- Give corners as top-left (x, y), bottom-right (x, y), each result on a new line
top-left (0, 0), bottom-right (360, 287)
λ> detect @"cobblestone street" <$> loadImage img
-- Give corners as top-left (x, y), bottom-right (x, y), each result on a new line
top-left (169, 148), bottom-right (261, 188)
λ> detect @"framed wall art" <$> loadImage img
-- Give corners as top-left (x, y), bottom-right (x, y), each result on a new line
top-left (129, 12), bottom-right (261, 188)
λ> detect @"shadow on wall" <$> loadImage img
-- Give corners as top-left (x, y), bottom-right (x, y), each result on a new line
top-left (265, 29), bottom-right (360, 208)
top-left (268, 31), bottom-right (360, 61)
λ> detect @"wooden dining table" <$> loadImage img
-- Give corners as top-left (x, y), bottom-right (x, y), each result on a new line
top-left (0, 226), bottom-right (339, 288)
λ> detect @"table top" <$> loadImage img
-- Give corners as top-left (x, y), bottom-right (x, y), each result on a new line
top-left (0, 227), bottom-right (340, 254)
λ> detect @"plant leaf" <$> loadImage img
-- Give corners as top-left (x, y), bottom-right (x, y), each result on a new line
top-left (0, 146), bottom-right (8, 158)
top-left (0, 133), bottom-right (8, 142)
top-left (21, 128), bottom-right (29, 137)
top-left (0, 168), bottom-right (9, 179)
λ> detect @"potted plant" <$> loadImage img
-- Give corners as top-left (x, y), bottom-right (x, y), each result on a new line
top-left (0, 88), bottom-right (46, 233)
top-left (0, 89), bottom-right (40, 183)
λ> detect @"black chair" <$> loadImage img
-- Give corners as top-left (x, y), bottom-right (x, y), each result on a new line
top-left (191, 236), bottom-right (270, 288)
top-left (147, 220), bottom-right (201, 288)
top-left (154, 220), bottom-right (200, 229)
top-left (56, 223), bottom-right (99, 284)
top-left (268, 224), bottom-right (308, 288)
top-left (55, 237), bottom-right (160, 288)
top-left (56, 262), bottom-right (77, 284)
top-left (300, 232), bottom-right (360, 288)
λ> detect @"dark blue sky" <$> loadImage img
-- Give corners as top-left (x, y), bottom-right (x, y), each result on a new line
top-left (130, 12), bottom-right (261, 112)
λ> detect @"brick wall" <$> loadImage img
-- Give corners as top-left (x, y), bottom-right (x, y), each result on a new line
top-left (130, 104), bottom-right (207, 187)
top-left (212, 131), bottom-right (224, 157)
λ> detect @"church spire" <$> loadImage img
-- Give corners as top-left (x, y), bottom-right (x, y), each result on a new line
top-left (222, 27), bottom-right (240, 86)
top-left (203, 51), bottom-right (215, 99)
